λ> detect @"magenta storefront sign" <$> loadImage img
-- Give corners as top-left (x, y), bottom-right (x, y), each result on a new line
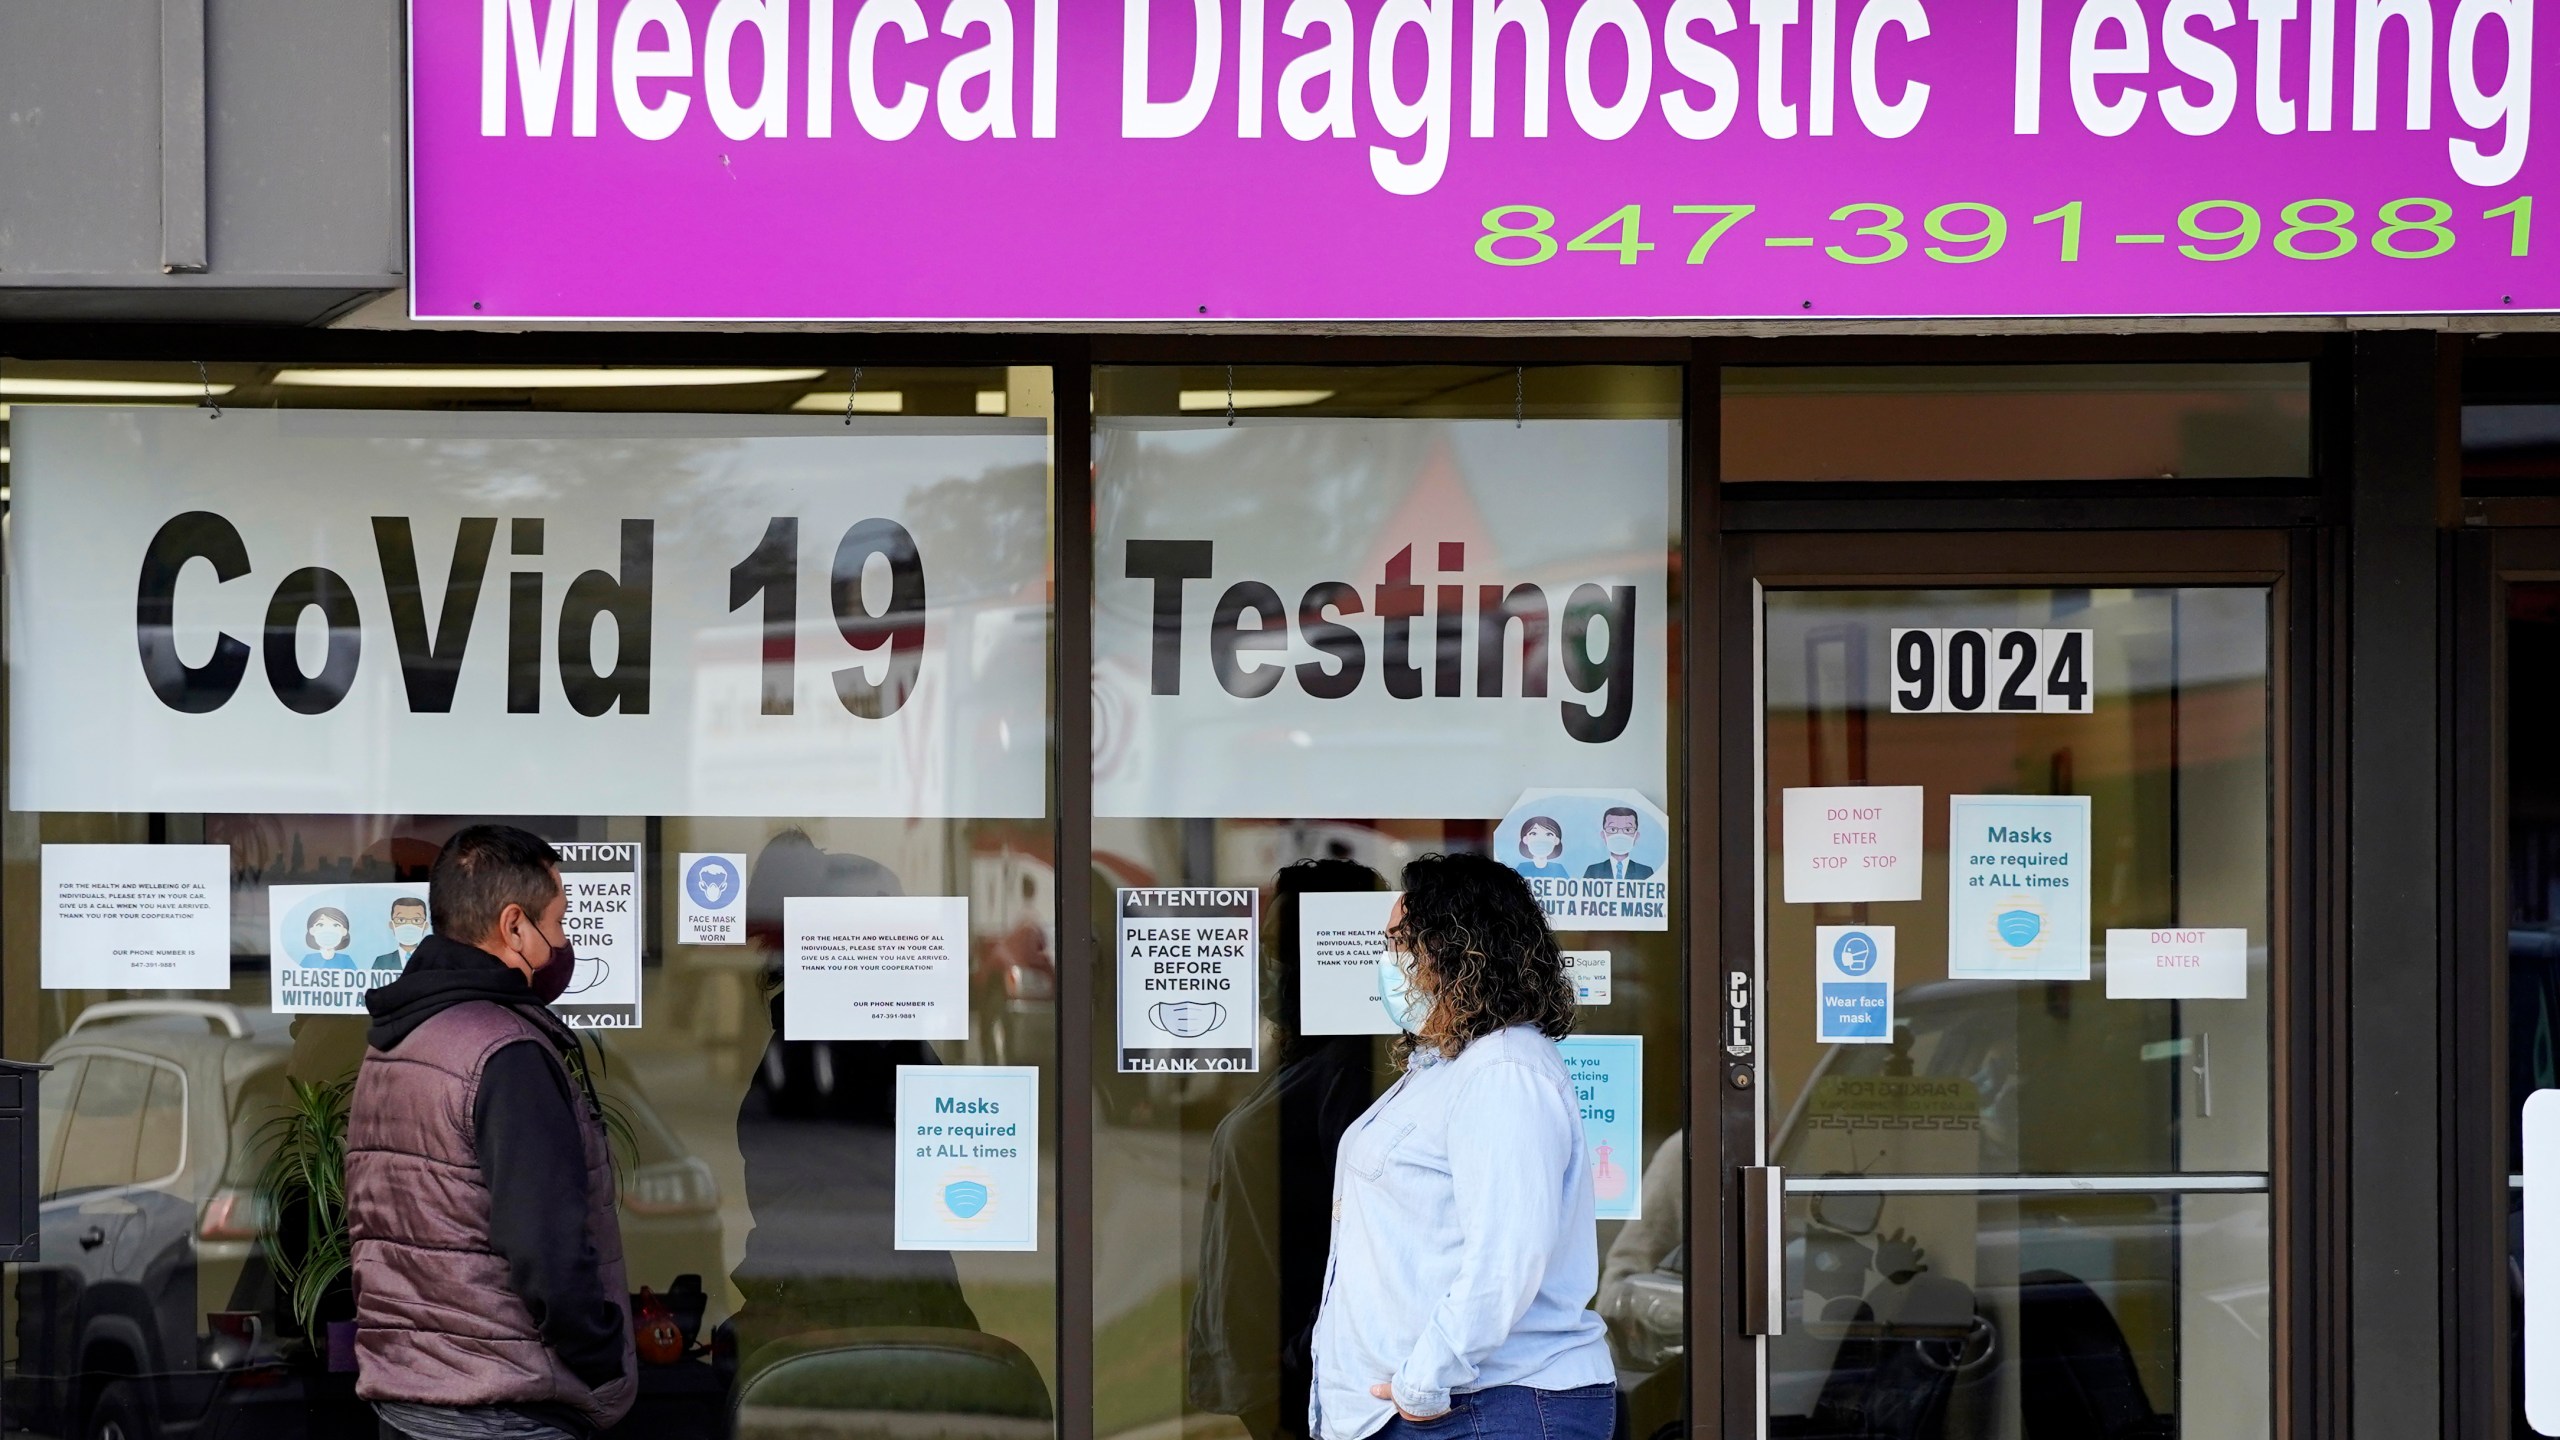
top-left (409, 0), bottom-right (2551, 322)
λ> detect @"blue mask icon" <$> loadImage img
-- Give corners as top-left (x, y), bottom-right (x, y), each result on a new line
top-left (1996, 910), bottom-right (2043, 947)
top-left (944, 1181), bottom-right (990, 1219)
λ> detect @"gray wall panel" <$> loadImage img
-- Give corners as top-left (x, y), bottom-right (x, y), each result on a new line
top-left (0, 0), bottom-right (164, 276)
top-left (0, 0), bottom-right (400, 316)
top-left (207, 0), bottom-right (403, 276)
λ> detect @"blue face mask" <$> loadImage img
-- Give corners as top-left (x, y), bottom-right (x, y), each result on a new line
top-left (1376, 951), bottom-right (1433, 1034)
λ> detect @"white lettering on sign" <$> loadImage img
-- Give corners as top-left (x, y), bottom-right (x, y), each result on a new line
top-left (471, 0), bottom-right (2539, 192)
top-left (2103, 926), bottom-right (2249, 1000)
top-left (1814, 924), bottom-right (1896, 1045)
top-left (1781, 785), bottom-right (1924, 903)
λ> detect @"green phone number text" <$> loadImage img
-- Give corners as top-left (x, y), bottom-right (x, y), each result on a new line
top-left (1476, 197), bottom-right (2538, 267)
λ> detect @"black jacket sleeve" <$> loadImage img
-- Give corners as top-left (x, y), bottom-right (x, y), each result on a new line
top-left (473, 1041), bottom-right (628, 1389)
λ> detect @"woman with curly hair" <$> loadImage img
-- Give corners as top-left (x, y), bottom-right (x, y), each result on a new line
top-left (1308, 852), bottom-right (1616, 1440)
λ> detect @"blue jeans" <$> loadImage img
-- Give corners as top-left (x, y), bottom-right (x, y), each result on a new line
top-left (1369, 1383), bottom-right (1617, 1440)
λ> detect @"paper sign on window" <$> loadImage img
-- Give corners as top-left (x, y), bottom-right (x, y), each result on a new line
top-left (43, 845), bottom-right (231, 992)
top-left (270, 882), bottom-right (429, 1013)
top-left (1947, 795), bottom-right (2093, 981)
top-left (1891, 629), bottom-right (2093, 714)
top-left (1781, 785), bottom-right (1924, 904)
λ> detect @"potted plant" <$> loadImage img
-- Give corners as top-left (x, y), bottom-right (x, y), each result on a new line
top-left (253, 1075), bottom-right (359, 1371)
top-left (250, 1047), bottom-right (638, 1379)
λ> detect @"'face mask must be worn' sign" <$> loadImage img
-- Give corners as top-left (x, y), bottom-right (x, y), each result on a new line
top-left (4, 409), bottom-right (1048, 819)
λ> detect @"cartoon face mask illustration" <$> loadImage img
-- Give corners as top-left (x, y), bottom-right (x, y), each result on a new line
top-left (1996, 909), bottom-right (2044, 948)
top-left (565, 956), bottom-right (610, 995)
top-left (686, 857), bottom-right (738, 910)
top-left (303, 907), bottom-right (352, 961)
top-left (944, 1180), bottom-right (991, 1219)
top-left (1148, 1001), bottom-right (1227, 1038)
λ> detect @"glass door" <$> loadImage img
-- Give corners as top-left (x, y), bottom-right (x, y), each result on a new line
top-left (1730, 530), bottom-right (2289, 1440)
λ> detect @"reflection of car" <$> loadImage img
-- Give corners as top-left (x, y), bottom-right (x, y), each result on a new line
top-left (10, 1001), bottom-right (721, 1440)
top-left (968, 849), bottom-right (1056, 1068)
top-left (11, 1002), bottom-right (299, 1440)
top-left (1611, 980), bottom-right (2267, 1439)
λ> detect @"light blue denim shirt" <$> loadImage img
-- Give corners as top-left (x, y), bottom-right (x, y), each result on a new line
top-left (1309, 1025), bottom-right (1615, 1440)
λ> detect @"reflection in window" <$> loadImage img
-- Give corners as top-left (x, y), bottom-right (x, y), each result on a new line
top-left (1770, 1192), bottom-right (2268, 1438)
top-left (56, 1058), bottom-right (155, 1194)
top-left (1763, 583), bottom-right (2274, 1438)
top-left (1724, 365), bottom-right (2313, 482)
top-left (2465, 404), bottom-right (2560, 491)
top-left (1091, 368), bottom-right (1687, 1440)
top-left (0, 369), bottom-right (1060, 1440)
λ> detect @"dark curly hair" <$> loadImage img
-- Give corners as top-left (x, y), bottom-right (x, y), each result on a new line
top-left (1390, 852), bottom-right (1576, 1060)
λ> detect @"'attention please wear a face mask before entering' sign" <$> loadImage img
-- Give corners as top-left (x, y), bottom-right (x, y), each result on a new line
top-left (1118, 888), bottom-right (1260, 1073)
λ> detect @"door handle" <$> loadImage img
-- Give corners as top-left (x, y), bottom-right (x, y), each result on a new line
top-left (77, 1227), bottom-right (105, 1251)
top-left (1741, 1165), bottom-right (1784, 1337)
top-left (2192, 1030), bottom-right (2213, 1119)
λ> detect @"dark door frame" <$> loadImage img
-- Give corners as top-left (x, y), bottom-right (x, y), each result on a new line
top-left (2444, 525), bottom-right (2560, 1440)
top-left (1714, 525), bottom-right (2323, 1440)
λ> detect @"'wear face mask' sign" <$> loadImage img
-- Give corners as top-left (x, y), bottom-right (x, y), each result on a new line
top-left (5, 409), bottom-right (1048, 819)
top-left (1094, 418), bottom-right (1674, 820)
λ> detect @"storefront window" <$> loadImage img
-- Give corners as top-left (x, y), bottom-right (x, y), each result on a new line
top-left (1723, 365), bottom-right (2313, 484)
top-left (0, 365), bottom-right (1059, 1439)
top-left (1088, 366), bottom-right (1688, 1440)
top-left (2466, 404), bottom-right (2560, 492)
top-left (2508, 581), bottom-right (2560, 1436)
top-left (1759, 586), bottom-right (2275, 1438)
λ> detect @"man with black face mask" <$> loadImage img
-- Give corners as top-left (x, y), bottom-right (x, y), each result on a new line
top-left (346, 825), bottom-right (636, 1440)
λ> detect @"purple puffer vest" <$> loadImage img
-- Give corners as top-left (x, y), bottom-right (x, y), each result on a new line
top-left (346, 1001), bottom-right (637, 1428)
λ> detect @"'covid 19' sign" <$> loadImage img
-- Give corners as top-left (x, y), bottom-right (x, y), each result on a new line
top-left (5, 409), bottom-right (1049, 819)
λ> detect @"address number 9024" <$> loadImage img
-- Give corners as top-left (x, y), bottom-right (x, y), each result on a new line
top-left (1890, 628), bottom-right (2093, 715)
